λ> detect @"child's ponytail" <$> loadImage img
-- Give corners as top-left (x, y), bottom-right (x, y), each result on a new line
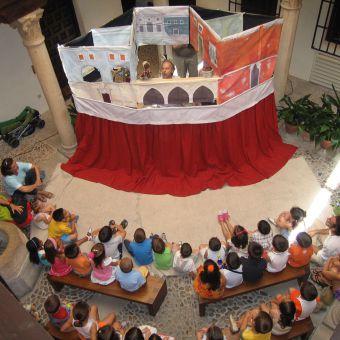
top-left (26, 237), bottom-right (40, 264)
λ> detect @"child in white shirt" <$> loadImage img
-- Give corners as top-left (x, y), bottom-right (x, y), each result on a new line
top-left (221, 252), bottom-right (243, 288)
top-left (199, 237), bottom-right (226, 268)
top-left (266, 235), bottom-right (289, 273)
top-left (173, 242), bottom-right (198, 278)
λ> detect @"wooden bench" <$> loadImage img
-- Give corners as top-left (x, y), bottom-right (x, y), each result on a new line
top-left (47, 273), bottom-right (167, 316)
top-left (199, 265), bottom-right (309, 316)
top-left (272, 316), bottom-right (314, 340)
top-left (45, 321), bottom-right (79, 340)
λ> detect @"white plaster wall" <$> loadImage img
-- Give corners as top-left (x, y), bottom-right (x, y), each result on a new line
top-left (0, 25), bottom-right (48, 121)
top-left (196, 0), bottom-right (229, 12)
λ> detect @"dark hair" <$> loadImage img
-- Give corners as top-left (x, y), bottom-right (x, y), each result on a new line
top-left (26, 237), bottom-right (41, 264)
top-left (91, 243), bottom-right (105, 267)
top-left (1, 158), bottom-right (14, 176)
top-left (290, 207), bottom-right (306, 227)
top-left (209, 237), bottom-right (221, 252)
top-left (254, 311), bottom-right (273, 334)
top-left (248, 242), bottom-right (263, 259)
top-left (257, 220), bottom-right (271, 235)
top-left (272, 235), bottom-right (289, 252)
top-left (296, 232), bottom-right (312, 248)
top-left (124, 327), bottom-right (144, 340)
top-left (300, 281), bottom-right (318, 301)
top-left (98, 226), bottom-right (113, 243)
top-left (200, 259), bottom-right (221, 291)
top-left (64, 244), bottom-right (79, 259)
top-left (226, 252), bottom-right (240, 270)
top-left (44, 294), bottom-right (60, 314)
top-left (278, 301), bottom-right (296, 328)
top-left (206, 325), bottom-right (224, 340)
top-left (52, 208), bottom-right (64, 222)
top-left (44, 239), bottom-right (58, 264)
top-left (180, 242), bottom-right (192, 258)
top-left (231, 225), bottom-right (248, 249)
top-left (97, 325), bottom-right (120, 340)
top-left (73, 301), bottom-right (90, 328)
top-left (333, 216), bottom-right (340, 236)
top-left (152, 237), bottom-right (165, 254)
top-left (148, 335), bottom-right (162, 340)
top-left (134, 228), bottom-right (146, 243)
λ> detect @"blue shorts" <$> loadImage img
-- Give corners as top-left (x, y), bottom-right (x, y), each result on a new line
top-left (60, 234), bottom-right (72, 243)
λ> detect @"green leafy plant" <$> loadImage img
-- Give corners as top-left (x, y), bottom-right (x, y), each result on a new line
top-left (67, 102), bottom-right (78, 128)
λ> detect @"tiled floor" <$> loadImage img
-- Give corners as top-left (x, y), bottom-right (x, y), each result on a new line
top-left (1, 76), bottom-right (339, 338)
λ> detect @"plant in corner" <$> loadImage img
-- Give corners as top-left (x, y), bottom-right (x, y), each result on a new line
top-left (67, 102), bottom-right (78, 129)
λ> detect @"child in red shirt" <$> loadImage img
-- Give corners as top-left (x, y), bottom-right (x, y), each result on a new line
top-left (288, 232), bottom-right (313, 267)
top-left (44, 294), bottom-right (71, 329)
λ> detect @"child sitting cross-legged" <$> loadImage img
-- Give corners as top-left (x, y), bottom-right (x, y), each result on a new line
top-left (48, 208), bottom-right (78, 243)
top-left (115, 257), bottom-right (148, 292)
top-left (152, 236), bottom-right (175, 270)
top-left (250, 220), bottom-right (273, 251)
top-left (44, 294), bottom-right (71, 330)
top-left (173, 242), bottom-right (198, 278)
top-left (265, 235), bottom-right (289, 273)
top-left (221, 252), bottom-right (243, 288)
top-left (64, 242), bottom-right (92, 277)
top-left (288, 232), bottom-right (313, 268)
top-left (241, 241), bottom-right (267, 283)
top-left (199, 237), bottom-right (226, 268)
top-left (31, 199), bottom-right (55, 230)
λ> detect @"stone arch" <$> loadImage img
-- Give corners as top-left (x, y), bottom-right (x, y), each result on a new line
top-left (143, 88), bottom-right (164, 106)
top-left (81, 66), bottom-right (102, 82)
top-left (168, 87), bottom-right (189, 105)
top-left (193, 86), bottom-right (214, 103)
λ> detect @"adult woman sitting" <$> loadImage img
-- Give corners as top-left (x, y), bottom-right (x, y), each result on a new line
top-left (194, 259), bottom-right (226, 299)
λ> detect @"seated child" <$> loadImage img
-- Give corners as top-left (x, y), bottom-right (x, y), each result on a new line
top-left (152, 236), bottom-right (174, 270)
top-left (173, 242), bottom-right (198, 278)
top-left (199, 237), bottom-right (226, 268)
top-left (268, 206), bottom-right (306, 239)
top-left (31, 199), bottom-right (55, 230)
top-left (97, 324), bottom-right (125, 340)
top-left (44, 294), bottom-right (71, 329)
top-left (26, 237), bottom-right (50, 267)
top-left (124, 228), bottom-right (153, 266)
top-left (196, 325), bottom-right (227, 340)
top-left (286, 281), bottom-right (320, 321)
top-left (250, 220), bottom-right (273, 251)
top-left (61, 301), bottom-right (116, 340)
top-left (239, 310), bottom-right (273, 340)
top-left (221, 252), bottom-right (243, 288)
top-left (241, 242), bottom-right (267, 282)
top-left (89, 243), bottom-right (117, 285)
top-left (48, 208), bottom-right (78, 243)
top-left (64, 243), bottom-right (92, 277)
top-left (92, 220), bottom-right (127, 260)
top-left (266, 235), bottom-right (289, 273)
top-left (115, 257), bottom-right (148, 292)
top-left (288, 232), bottom-right (313, 267)
top-left (44, 238), bottom-right (72, 277)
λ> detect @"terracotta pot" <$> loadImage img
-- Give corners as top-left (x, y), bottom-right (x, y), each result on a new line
top-left (320, 140), bottom-right (332, 150)
top-left (302, 131), bottom-right (310, 141)
top-left (285, 122), bottom-right (298, 134)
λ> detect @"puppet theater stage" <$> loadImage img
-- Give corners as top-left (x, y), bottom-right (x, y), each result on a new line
top-left (60, 6), bottom-right (296, 196)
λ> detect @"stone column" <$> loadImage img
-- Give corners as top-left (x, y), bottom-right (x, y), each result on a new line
top-left (11, 9), bottom-right (77, 155)
top-left (274, 0), bottom-right (303, 103)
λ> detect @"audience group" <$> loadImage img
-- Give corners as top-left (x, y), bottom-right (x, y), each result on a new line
top-left (2, 157), bottom-right (340, 340)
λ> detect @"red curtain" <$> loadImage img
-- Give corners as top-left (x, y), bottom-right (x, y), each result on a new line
top-left (62, 94), bottom-right (296, 196)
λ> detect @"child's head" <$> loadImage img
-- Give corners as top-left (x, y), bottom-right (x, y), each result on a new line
top-left (52, 208), bottom-right (65, 222)
top-left (278, 301), bottom-right (296, 328)
top-left (206, 325), bottom-right (224, 340)
top-left (90, 243), bottom-right (105, 267)
top-left (254, 311), bottom-right (273, 334)
top-left (120, 257), bottom-right (133, 273)
top-left (44, 238), bottom-right (58, 264)
top-left (257, 220), bottom-right (271, 235)
top-left (98, 226), bottom-right (113, 243)
top-left (149, 335), bottom-right (162, 340)
top-left (152, 237), bottom-right (165, 254)
top-left (64, 243), bottom-right (80, 259)
top-left (248, 241), bottom-right (263, 259)
top-left (226, 252), bottom-right (240, 270)
top-left (134, 228), bottom-right (146, 243)
top-left (31, 199), bottom-right (43, 214)
top-left (200, 259), bottom-right (221, 291)
top-left (124, 327), bottom-right (144, 340)
top-left (26, 237), bottom-right (42, 265)
top-left (290, 207), bottom-right (306, 227)
top-left (300, 281), bottom-right (318, 301)
top-left (272, 235), bottom-right (289, 253)
top-left (296, 232), bottom-right (312, 248)
top-left (180, 242), bottom-right (192, 258)
top-left (231, 225), bottom-right (248, 249)
top-left (44, 294), bottom-right (61, 314)
top-left (72, 301), bottom-right (90, 327)
top-left (208, 237), bottom-right (221, 252)
top-left (97, 325), bottom-right (120, 340)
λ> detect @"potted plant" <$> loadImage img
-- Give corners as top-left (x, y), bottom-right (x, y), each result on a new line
top-left (67, 102), bottom-right (78, 128)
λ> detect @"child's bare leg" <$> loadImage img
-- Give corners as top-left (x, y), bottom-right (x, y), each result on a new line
top-left (89, 305), bottom-right (100, 322)
top-left (76, 236), bottom-right (89, 246)
top-left (100, 312), bottom-right (116, 327)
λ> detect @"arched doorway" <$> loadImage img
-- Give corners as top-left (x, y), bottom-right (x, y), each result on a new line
top-left (168, 87), bottom-right (189, 105)
top-left (143, 88), bottom-right (164, 106)
top-left (193, 86), bottom-right (215, 104)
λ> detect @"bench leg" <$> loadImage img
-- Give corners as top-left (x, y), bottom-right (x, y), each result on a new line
top-left (301, 328), bottom-right (314, 340)
top-left (47, 276), bottom-right (64, 292)
top-left (148, 279), bottom-right (167, 316)
top-left (199, 304), bottom-right (206, 317)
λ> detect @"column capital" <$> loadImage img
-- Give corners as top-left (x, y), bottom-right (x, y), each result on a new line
top-left (280, 0), bottom-right (303, 11)
top-left (11, 8), bottom-right (45, 47)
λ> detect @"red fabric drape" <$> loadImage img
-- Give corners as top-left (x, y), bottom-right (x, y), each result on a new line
top-left (62, 94), bottom-right (296, 196)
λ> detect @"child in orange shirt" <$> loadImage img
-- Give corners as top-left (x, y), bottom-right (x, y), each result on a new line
top-left (64, 243), bottom-right (92, 277)
top-left (288, 232), bottom-right (313, 267)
